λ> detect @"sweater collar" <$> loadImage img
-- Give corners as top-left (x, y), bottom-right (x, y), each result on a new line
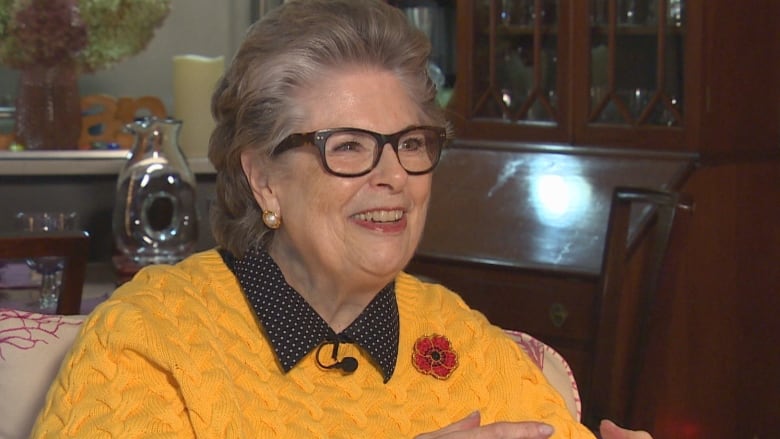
top-left (221, 247), bottom-right (399, 382)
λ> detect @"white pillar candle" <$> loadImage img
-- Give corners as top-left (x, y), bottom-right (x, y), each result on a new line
top-left (172, 54), bottom-right (225, 158)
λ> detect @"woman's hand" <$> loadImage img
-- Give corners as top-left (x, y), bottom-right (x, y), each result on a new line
top-left (415, 412), bottom-right (555, 439)
top-left (599, 420), bottom-right (652, 439)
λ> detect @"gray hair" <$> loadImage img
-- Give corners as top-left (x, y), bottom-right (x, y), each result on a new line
top-left (208, 0), bottom-right (447, 257)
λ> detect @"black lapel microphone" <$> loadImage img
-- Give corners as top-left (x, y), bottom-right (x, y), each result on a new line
top-left (315, 338), bottom-right (359, 374)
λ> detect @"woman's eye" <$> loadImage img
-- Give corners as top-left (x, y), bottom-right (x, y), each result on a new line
top-left (330, 141), bottom-right (365, 153)
top-left (400, 137), bottom-right (425, 152)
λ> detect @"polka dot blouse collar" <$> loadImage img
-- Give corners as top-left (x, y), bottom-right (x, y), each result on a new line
top-left (221, 247), bottom-right (400, 382)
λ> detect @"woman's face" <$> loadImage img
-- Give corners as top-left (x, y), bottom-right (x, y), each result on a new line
top-left (246, 67), bottom-right (433, 295)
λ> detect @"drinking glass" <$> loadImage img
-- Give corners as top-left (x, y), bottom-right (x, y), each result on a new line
top-left (14, 211), bottom-right (78, 311)
top-left (668, 0), bottom-right (684, 27)
top-left (618, 0), bottom-right (639, 25)
top-left (500, 0), bottom-right (534, 26)
top-left (591, 0), bottom-right (608, 26)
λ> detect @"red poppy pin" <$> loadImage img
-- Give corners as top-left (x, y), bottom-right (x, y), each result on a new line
top-left (412, 334), bottom-right (458, 380)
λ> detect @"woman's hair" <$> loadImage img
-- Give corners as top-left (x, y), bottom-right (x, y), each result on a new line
top-left (208, 0), bottom-right (447, 257)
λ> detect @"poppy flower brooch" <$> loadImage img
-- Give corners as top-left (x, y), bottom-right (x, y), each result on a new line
top-left (412, 334), bottom-right (458, 380)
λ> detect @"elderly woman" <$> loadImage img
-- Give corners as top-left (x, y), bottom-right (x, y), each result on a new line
top-left (33, 1), bottom-right (651, 438)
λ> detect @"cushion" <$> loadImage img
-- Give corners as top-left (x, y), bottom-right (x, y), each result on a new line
top-left (0, 308), bottom-right (86, 439)
top-left (504, 329), bottom-right (582, 421)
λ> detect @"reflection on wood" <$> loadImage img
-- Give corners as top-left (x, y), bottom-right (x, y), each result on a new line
top-left (417, 144), bottom-right (694, 274)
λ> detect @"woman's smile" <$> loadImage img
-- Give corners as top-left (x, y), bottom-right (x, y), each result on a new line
top-left (350, 208), bottom-right (408, 233)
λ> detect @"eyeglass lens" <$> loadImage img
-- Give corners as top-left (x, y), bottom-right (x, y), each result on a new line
top-left (323, 127), bottom-right (441, 175)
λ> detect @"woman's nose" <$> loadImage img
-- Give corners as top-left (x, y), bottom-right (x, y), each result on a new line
top-left (370, 143), bottom-right (408, 187)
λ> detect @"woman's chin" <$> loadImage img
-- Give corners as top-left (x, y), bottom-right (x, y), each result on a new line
top-left (356, 255), bottom-right (410, 282)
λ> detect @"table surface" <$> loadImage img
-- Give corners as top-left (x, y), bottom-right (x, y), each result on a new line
top-left (417, 147), bottom-right (695, 275)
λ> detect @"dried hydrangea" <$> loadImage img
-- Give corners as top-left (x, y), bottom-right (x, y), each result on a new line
top-left (2, 0), bottom-right (88, 68)
top-left (0, 0), bottom-right (170, 73)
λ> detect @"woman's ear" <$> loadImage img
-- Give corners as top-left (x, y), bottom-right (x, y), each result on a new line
top-left (240, 149), bottom-right (280, 213)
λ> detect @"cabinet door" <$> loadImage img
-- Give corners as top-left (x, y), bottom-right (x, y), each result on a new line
top-left (451, 0), bottom-right (698, 150)
top-left (450, 0), bottom-right (571, 143)
top-left (571, 0), bottom-right (697, 150)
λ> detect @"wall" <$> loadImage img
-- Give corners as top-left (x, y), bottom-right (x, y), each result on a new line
top-left (0, 0), bottom-right (251, 111)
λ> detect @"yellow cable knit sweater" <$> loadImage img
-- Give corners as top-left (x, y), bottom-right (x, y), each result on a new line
top-left (32, 250), bottom-right (595, 438)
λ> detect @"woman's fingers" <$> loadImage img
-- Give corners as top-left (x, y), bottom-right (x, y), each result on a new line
top-left (415, 412), bottom-right (555, 439)
top-left (468, 421), bottom-right (554, 439)
top-left (415, 412), bottom-right (481, 438)
top-left (599, 419), bottom-right (653, 439)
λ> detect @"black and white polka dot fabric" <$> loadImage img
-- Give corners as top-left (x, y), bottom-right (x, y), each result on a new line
top-left (221, 247), bottom-right (399, 382)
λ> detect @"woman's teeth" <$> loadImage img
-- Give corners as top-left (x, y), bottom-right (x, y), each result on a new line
top-left (353, 210), bottom-right (404, 223)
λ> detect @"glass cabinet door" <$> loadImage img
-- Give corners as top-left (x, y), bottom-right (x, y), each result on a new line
top-left (470, 0), bottom-right (562, 126)
top-left (453, 0), bottom-right (693, 148)
top-left (588, 0), bottom-right (685, 128)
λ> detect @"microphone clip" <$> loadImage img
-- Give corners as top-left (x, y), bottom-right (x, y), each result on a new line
top-left (315, 338), bottom-right (359, 374)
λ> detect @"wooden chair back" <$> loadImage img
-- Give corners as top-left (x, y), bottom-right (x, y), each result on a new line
top-left (588, 187), bottom-right (693, 427)
top-left (0, 231), bottom-right (90, 315)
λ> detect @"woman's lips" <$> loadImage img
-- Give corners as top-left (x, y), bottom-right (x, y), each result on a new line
top-left (350, 209), bottom-right (407, 233)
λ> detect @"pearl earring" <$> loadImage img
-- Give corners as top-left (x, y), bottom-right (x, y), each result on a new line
top-left (262, 210), bottom-right (281, 229)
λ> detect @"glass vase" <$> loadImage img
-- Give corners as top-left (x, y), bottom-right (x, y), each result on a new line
top-left (113, 117), bottom-right (198, 266)
top-left (14, 63), bottom-right (82, 150)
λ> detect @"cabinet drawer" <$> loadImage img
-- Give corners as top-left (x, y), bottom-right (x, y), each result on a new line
top-left (406, 257), bottom-right (599, 342)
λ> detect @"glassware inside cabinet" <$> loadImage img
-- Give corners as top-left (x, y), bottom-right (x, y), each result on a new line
top-left (395, 0), bottom-right (457, 106)
top-left (471, 0), bottom-right (561, 126)
top-left (588, 0), bottom-right (685, 127)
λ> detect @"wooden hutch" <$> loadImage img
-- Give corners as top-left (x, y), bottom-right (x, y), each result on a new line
top-left (403, 0), bottom-right (780, 437)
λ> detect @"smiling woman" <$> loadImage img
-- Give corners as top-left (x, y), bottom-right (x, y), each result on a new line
top-left (28, 1), bottom-right (651, 438)
top-left (28, 1), bottom-right (589, 437)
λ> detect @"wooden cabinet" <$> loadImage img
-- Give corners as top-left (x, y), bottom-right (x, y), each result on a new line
top-left (407, 0), bottom-right (779, 435)
top-left (448, 0), bottom-right (778, 155)
top-left (418, 0), bottom-right (779, 434)
top-left (450, 0), bottom-right (695, 149)
top-left (404, 146), bottom-right (695, 428)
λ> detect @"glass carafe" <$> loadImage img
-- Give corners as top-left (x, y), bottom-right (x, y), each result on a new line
top-left (113, 117), bottom-right (198, 266)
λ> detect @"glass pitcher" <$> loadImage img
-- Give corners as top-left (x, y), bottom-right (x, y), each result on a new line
top-left (113, 117), bottom-right (198, 266)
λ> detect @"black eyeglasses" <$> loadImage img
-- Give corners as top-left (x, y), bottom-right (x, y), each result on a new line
top-left (271, 125), bottom-right (447, 177)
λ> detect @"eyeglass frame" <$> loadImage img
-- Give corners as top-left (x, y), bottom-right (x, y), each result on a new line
top-left (271, 125), bottom-right (448, 177)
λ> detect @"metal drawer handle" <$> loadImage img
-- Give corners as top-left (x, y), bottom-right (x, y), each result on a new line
top-left (549, 303), bottom-right (569, 328)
